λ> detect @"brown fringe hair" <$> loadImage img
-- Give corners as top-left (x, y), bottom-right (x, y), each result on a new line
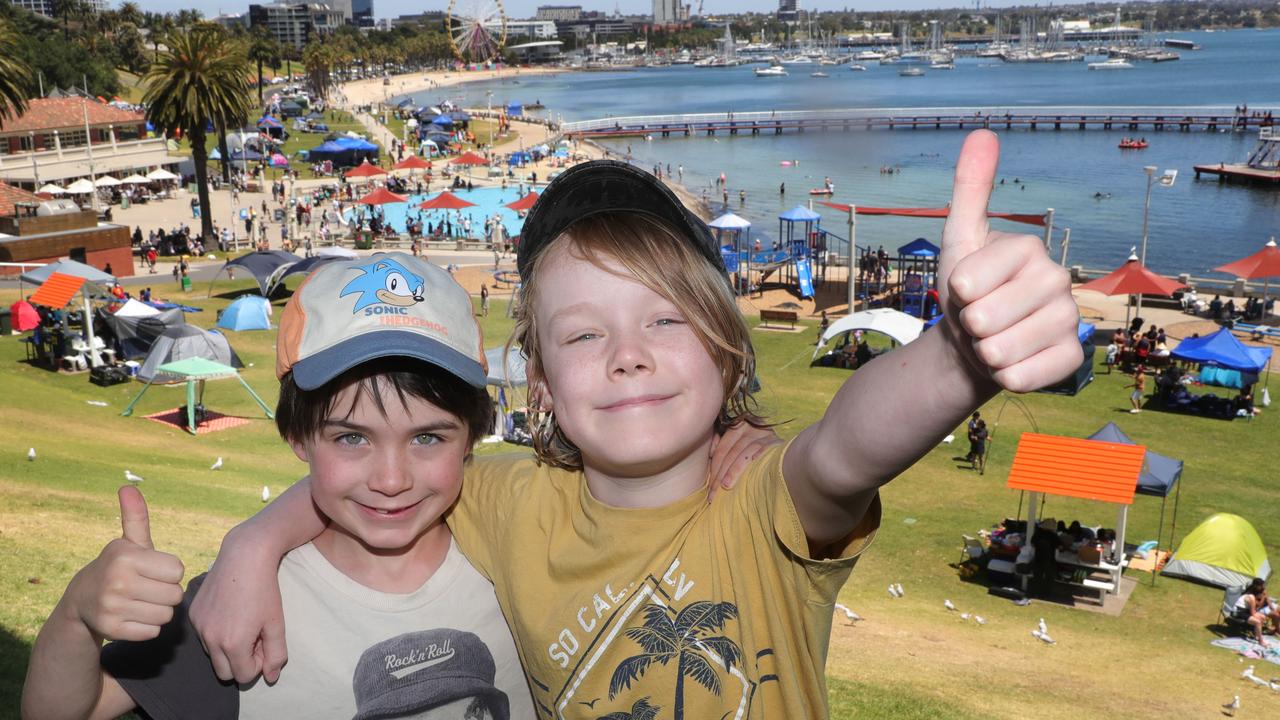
top-left (509, 211), bottom-right (767, 471)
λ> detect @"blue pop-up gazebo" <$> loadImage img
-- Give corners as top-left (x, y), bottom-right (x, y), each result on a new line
top-left (1171, 327), bottom-right (1272, 389)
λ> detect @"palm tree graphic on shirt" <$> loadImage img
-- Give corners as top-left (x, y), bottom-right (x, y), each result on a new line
top-left (596, 696), bottom-right (660, 720)
top-left (607, 600), bottom-right (743, 720)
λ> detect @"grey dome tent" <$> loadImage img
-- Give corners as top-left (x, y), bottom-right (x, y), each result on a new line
top-left (1087, 422), bottom-right (1185, 584)
top-left (98, 306), bottom-right (186, 360)
top-left (137, 325), bottom-right (243, 382)
top-left (208, 250), bottom-right (299, 296)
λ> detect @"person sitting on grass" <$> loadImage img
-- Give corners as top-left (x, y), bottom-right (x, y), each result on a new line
top-left (1236, 578), bottom-right (1279, 646)
top-left (21, 253), bottom-right (536, 720)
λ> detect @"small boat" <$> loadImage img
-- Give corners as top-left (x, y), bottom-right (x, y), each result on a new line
top-left (1118, 139), bottom-right (1149, 149)
top-left (810, 71), bottom-right (829, 78)
top-left (930, 61), bottom-right (955, 70)
top-left (899, 67), bottom-right (925, 77)
top-left (809, 187), bottom-right (834, 196)
top-left (754, 65), bottom-right (788, 77)
top-left (848, 64), bottom-right (867, 71)
top-left (1088, 58), bottom-right (1133, 70)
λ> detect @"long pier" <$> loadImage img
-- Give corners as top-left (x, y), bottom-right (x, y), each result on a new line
top-left (561, 106), bottom-right (1276, 139)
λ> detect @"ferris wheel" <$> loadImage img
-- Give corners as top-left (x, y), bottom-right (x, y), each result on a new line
top-left (447, 0), bottom-right (508, 65)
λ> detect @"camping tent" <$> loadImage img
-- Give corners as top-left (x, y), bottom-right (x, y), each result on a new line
top-left (217, 296), bottom-right (272, 331)
top-left (137, 325), bottom-right (243, 382)
top-left (99, 305), bottom-right (185, 360)
top-left (1162, 513), bottom-right (1270, 588)
top-left (265, 254), bottom-right (347, 295)
top-left (211, 250), bottom-right (298, 296)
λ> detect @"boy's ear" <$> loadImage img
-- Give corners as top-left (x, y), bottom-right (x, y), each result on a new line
top-left (288, 438), bottom-right (310, 464)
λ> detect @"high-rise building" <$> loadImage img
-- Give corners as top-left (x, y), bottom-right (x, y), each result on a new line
top-left (652, 0), bottom-right (678, 24)
top-left (352, 0), bottom-right (374, 27)
top-left (535, 5), bottom-right (582, 22)
top-left (13, 0), bottom-right (109, 17)
top-left (248, 3), bottom-right (345, 50)
top-left (778, 0), bottom-right (799, 22)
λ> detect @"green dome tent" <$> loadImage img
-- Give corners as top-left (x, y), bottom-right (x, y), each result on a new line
top-left (1161, 513), bottom-right (1270, 588)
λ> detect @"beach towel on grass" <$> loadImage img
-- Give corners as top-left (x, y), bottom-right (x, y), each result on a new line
top-left (1211, 637), bottom-right (1280, 665)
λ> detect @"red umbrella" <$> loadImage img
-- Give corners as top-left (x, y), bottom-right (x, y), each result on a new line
top-left (344, 161), bottom-right (387, 179)
top-left (418, 191), bottom-right (476, 210)
top-left (357, 187), bottom-right (408, 206)
top-left (1215, 237), bottom-right (1280, 299)
top-left (9, 300), bottom-right (40, 332)
top-left (394, 155), bottom-right (432, 172)
top-left (450, 151), bottom-right (489, 166)
top-left (1078, 257), bottom-right (1186, 297)
top-left (504, 191), bottom-right (540, 212)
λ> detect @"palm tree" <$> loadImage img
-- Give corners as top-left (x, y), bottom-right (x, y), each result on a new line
top-left (0, 21), bottom-right (32, 122)
top-left (247, 27), bottom-right (281, 105)
top-left (609, 601), bottom-right (742, 720)
top-left (143, 27), bottom-right (253, 241)
top-left (303, 40), bottom-right (342, 102)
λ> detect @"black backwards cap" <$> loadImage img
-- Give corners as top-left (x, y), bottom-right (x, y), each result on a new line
top-left (515, 159), bottom-right (725, 278)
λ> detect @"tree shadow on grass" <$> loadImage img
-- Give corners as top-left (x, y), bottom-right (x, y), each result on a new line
top-left (0, 623), bottom-right (32, 717)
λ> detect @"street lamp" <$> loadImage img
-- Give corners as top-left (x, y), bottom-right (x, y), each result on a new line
top-left (1135, 164), bottom-right (1177, 318)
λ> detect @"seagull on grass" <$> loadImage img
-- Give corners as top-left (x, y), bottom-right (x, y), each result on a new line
top-left (944, 599), bottom-right (957, 611)
top-left (262, 485), bottom-right (271, 503)
top-left (887, 584), bottom-right (900, 598)
top-left (124, 470), bottom-right (144, 484)
top-left (894, 583), bottom-right (905, 597)
top-left (1241, 665), bottom-right (1269, 687)
top-left (210, 457), bottom-right (223, 471)
top-left (974, 616), bottom-right (987, 625)
top-left (1038, 618), bottom-right (1048, 636)
top-left (833, 603), bottom-right (862, 623)
top-left (960, 613), bottom-right (971, 621)
top-left (1222, 695), bottom-right (1239, 716)
top-left (28, 447), bottom-right (36, 461)
top-left (1031, 630), bottom-right (1056, 644)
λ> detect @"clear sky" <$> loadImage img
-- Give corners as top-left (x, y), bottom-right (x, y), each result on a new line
top-left (128, 1), bottom-right (1040, 22)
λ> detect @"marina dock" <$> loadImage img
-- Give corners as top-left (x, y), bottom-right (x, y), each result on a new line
top-left (1193, 126), bottom-right (1280, 185)
top-left (561, 106), bottom-right (1275, 139)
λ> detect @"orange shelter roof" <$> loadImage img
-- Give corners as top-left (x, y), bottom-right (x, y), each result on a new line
top-left (1006, 433), bottom-right (1145, 505)
top-left (28, 272), bottom-right (86, 309)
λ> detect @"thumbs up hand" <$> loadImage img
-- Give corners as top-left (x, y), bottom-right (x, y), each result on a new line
top-left (937, 131), bottom-right (1082, 393)
top-left (67, 486), bottom-right (186, 642)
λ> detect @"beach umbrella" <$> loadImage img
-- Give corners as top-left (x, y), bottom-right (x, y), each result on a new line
top-left (418, 191), bottom-right (476, 210)
top-left (65, 178), bottom-right (96, 194)
top-left (393, 155), bottom-right (432, 172)
top-left (344, 161), bottom-right (387, 180)
top-left (451, 151), bottom-right (488, 167)
top-left (120, 174), bottom-right (150, 185)
top-left (94, 176), bottom-right (121, 188)
top-left (37, 183), bottom-right (66, 195)
top-left (1214, 237), bottom-right (1280, 300)
top-left (357, 187), bottom-right (408, 206)
top-left (1077, 253), bottom-right (1186, 325)
top-left (504, 191), bottom-right (540, 212)
top-left (9, 300), bottom-right (40, 332)
top-left (146, 168), bottom-right (178, 181)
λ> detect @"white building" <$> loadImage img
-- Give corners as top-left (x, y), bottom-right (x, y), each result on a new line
top-left (249, 2), bottom-right (346, 51)
top-left (499, 20), bottom-right (559, 40)
top-left (535, 5), bottom-right (582, 22)
top-left (13, 0), bottom-right (109, 16)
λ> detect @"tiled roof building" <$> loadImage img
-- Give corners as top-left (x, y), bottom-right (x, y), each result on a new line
top-left (0, 98), bottom-right (146, 155)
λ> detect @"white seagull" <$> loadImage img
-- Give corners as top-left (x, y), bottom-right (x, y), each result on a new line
top-left (944, 599), bottom-right (957, 611)
top-left (1031, 630), bottom-right (1056, 644)
top-left (942, 434), bottom-right (955, 444)
top-left (210, 457), bottom-right (223, 471)
top-left (833, 603), bottom-right (862, 623)
top-left (960, 613), bottom-right (971, 621)
top-left (974, 616), bottom-right (987, 625)
top-left (894, 583), bottom-right (905, 597)
top-left (124, 470), bottom-right (144, 484)
top-left (1222, 694), bottom-right (1239, 716)
top-left (262, 485), bottom-right (271, 503)
top-left (1242, 665), bottom-right (1269, 687)
top-left (1037, 618), bottom-right (1048, 636)
top-left (27, 447), bottom-right (36, 461)
top-left (887, 584), bottom-right (900, 598)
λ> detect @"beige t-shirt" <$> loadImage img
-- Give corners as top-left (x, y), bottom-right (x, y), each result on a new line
top-left (449, 443), bottom-right (880, 719)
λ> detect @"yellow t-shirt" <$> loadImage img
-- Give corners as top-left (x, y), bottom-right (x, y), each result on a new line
top-left (450, 443), bottom-right (880, 719)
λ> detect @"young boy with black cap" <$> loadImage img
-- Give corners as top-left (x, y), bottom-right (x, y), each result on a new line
top-left (22, 253), bottom-right (533, 720)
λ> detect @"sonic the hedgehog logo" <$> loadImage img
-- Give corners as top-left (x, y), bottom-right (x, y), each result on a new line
top-left (339, 258), bottom-right (426, 312)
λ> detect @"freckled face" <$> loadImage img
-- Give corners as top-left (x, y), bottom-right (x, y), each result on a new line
top-left (531, 245), bottom-right (724, 478)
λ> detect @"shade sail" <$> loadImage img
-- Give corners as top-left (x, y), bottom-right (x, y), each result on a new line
top-left (1076, 259), bottom-right (1186, 297)
top-left (1006, 433), bottom-right (1145, 505)
top-left (709, 212), bottom-right (752, 230)
top-left (29, 273), bottom-right (86, 309)
top-left (504, 191), bottom-right (540, 212)
top-left (1214, 238), bottom-right (1280, 280)
top-left (818, 201), bottom-right (1048, 227)
top-left (357, 187), bottom-right (409, 206)
top-left (450, 151), bottom-right (489, 166)
top-left (1170, 327), bottom-right (1272, 373)
top-left (393, 155), bottom-right (432, 171)
top-left (344, 161), bottom-right (387, 179)
top-left (418, 191), bottom-right (476, 210)
top-left (20, 259), bottom-right (115, 286)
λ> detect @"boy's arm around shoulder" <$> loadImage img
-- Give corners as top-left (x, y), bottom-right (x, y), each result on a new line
top-left (782, 131), bottom-right (1082, 548)
top-left (22, 487), bottom-right (185, 720)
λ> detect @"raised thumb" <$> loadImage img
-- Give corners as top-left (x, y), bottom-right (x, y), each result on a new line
top-left (119, 484), bottom-right (153, 549)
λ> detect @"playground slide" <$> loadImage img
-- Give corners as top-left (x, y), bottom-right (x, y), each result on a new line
top-left (795, 258), bottom-right (815, 299)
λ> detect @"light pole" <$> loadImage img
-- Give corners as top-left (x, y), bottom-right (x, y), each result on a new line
top-left (1135, 164), bottom-right (1177, 318)
top-left (486, 91), bottom-right (494, 147)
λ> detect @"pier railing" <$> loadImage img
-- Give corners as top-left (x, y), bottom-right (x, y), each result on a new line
top-left (562, 106), bottom-right (1276, 137)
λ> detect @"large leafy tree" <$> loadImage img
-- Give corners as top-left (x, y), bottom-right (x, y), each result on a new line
top-left (0, 20), bottom-right (32, 122)
top-left (143, 26), bottom-right (252, 241)
top-left (247, 26), bottom-right (281, 105)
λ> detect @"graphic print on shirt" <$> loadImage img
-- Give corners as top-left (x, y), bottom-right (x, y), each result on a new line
top-left (350, 627), bottom-right (511, 720)
top-left (544, 558), bottom-right (773, 720)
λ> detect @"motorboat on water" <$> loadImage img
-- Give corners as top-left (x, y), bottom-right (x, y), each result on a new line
top-left (856, 50), bottom-right (886, 61)
top-left (1089, 58), bottom-right (1134, 70)
top-left (848, 64), bottom-right (867, 71)
top-left (930, 60), bottom-right (955, 70)
top-left (810, 71), bottom-right (829, 78)
top-left (899, 67), bottom-right (925, 77)
top-left (754, 65), bottom-right (788, 77)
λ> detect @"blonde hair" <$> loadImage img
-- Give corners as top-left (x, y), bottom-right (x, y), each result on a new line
top-left (511, 211), bottom-right (765, 471)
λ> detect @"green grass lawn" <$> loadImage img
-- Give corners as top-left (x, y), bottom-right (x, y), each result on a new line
top-left (1, 281), bottom-right (1277, 719)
